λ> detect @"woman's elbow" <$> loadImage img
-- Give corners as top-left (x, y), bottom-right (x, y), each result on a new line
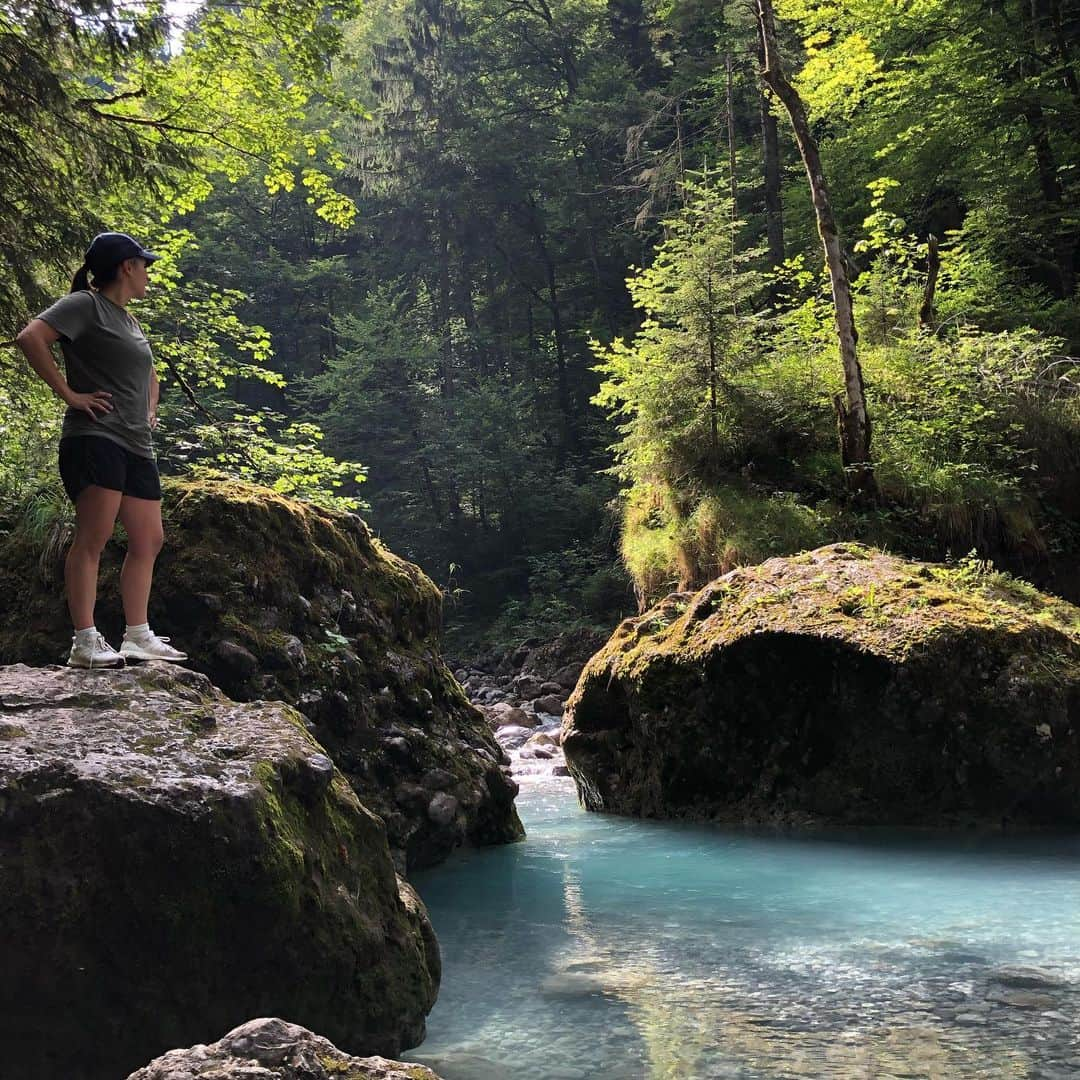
top-left (15, 321), bottom-right (51, 357)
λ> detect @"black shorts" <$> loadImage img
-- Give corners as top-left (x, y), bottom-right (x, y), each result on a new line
top-left (59, 436), bottom-right (161, 503)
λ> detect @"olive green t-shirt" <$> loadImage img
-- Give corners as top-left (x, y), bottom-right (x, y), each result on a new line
top-left (36, 289), bottom-right (156, 459)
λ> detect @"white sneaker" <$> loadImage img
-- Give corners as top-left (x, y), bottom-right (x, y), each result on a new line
top-left (120, 632), bottom-right (188, 663)
top-left (68, 631), bottom-right (126, 669)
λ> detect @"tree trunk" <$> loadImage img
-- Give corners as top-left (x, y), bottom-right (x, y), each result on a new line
top-left (705, 270), bottom-right (720, 475)
top-left (725, 52), bottom-right (738, 208)
top-left (1018, 0), bottom-right (1075, 297)
top-left (757, 37), bottom-right (785, 268)
top-left (1022, 99), bottom-right (1075, 297)
top-left (527, 199), bottom-right (576, 458)
top-left (1049, 0), bottom-right (1080, 110)
top-left (435, 196), bottom-right (455, 399)
top-left (755, 0), bottom-right (874, 495)
top-left (433, 196), bottom-right (461, 524)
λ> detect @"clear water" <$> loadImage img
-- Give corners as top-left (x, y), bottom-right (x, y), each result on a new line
top-left (404, 775), bottom-right (1080, 1080)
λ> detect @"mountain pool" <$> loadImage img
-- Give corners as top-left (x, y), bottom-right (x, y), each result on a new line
top-left (405, 775), bottom-right (1080, 1079)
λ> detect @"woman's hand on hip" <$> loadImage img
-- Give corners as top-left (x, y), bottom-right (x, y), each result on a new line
top-left (66, 390), bottom-right (113, 420)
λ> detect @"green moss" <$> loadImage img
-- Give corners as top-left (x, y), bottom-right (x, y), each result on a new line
top-left (573, 543), bottom-right (1080, 696)
top-left (133, 734), bottom-right (168, 754)
top-left (250, 754), bottom-right (391, 924)
top-left (316, 1053), bottom-right (369, 1076)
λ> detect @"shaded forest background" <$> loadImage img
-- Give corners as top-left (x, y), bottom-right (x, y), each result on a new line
top-left (2, 0), bottom-right (1079, 650)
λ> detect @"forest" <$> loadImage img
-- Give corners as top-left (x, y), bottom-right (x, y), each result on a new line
top-left (3, 0), bottom-right (1079, 650)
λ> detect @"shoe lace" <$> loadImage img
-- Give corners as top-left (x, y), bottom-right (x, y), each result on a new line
top-left (90, 631), bottom-right (112, 670)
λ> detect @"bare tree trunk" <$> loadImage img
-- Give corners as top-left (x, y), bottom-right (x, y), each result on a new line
top-left (525, 198), bottom-right (576, 459)
top-left (412, 428), bottom-right (444, 526)
top-left (434, 196), bottom-right (461, 523)
top-left (755, 0), bottom-right (874, 495)
top-left (436, 196), bottom-right (455, 399)
top-left (706, 271), bottom-right (720, 475)
top-left (725, 52), bottom-right (737, 207)
top-left (757, 37), bottom-right (785, 268)
top-left (675, 98), bottom-right (685, 196)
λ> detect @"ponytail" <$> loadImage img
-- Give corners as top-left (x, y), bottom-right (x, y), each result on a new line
top-left (70, 263), bottom-right (91, 293)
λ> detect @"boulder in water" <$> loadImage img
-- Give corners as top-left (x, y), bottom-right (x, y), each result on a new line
top-left (563, 545), bottom-right (1080, 826)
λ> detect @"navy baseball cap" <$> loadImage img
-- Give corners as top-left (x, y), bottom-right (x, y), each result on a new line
top-left (85, 232), bottom-right (160, 273)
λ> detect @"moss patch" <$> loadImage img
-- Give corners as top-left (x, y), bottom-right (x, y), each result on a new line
top-left (564, 544), bottom-right (1080, 827)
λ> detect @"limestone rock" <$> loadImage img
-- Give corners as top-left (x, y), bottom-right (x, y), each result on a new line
top-left (126, 1017), bottom-right (444, 1079)
top-left (511, 674), bottom-right (546, 699)
top-left (493, 724), bottom-right (535, 750)
top-left (989, 966), bottom-right (1068, 990)
top-left (532, 694), bottom-right (565, 716)
top-left (518, 629), bottom-right (606, 677)
top-left (0, 664), bottom-right (439, 1080)
top-left (551, 662), bottom-right (585, 689)
top-left (563, 544), bottom-right (1080, 826)
top-left (984, 989), bottom-right (1059, 1009)
top-left (525, 731), bottom-right (560, 748)
top-left (0, 480), bottom-right (523, 870)
top-left (487, 703), bottom-right (535, 728)
top-left (427, 792), bottom-right (459, 827)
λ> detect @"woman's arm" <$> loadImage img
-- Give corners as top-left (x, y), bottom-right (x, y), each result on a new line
top-left (15, 318), bottom-right (113, 420)
top-left (149, 364), bottom-right (160, 429)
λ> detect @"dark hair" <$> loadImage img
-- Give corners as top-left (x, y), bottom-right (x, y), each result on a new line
top-left (70, 260), bottom-right (122, 294)
top-left (69, 232), bottom-right (158, 293)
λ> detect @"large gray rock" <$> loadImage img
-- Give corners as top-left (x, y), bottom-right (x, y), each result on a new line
top-left (0, 664), bottom-right (439, 1080)
top-left (0, 480), bottom-right (524, 871)
top-left (564, 544), bottom-right (1080, 826)
top-left (126, 1017), bottom-right (444, 1080)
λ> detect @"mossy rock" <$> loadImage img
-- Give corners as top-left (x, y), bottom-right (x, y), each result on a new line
top-left (0, 663), bottom-right (438, 1080)
top-left (126, 1017), bottom-right (444, 1080)
top-left (562, 544), bottom-right (1080, 826)
top-left (0, 479), bottom-right (523, 870)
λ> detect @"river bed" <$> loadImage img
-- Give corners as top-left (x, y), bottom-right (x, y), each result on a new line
top-left (404, 774), bottom-right (1080, 1079)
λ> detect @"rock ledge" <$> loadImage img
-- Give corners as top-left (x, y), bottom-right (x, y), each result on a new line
top-left (0, 663), bottom-right (438, 1080)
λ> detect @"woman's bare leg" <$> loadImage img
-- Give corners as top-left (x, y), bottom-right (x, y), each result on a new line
top-left (66, 486), bottom-right (123, 630)
top-left (118, 495), bottom-right (164, 627)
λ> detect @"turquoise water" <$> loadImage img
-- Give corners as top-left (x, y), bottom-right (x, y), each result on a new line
top-left (405, 776), bottom-right (1080, 1079)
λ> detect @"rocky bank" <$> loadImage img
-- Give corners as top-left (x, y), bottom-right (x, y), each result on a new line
top-left (449, 628), bottom-right (608, 781)
top-left (0, 663), bottom-right (440, 1080)
top-left (562, 544), bottom-right (1080, 826)
top-left (0, 480), bottom-right (523, 870)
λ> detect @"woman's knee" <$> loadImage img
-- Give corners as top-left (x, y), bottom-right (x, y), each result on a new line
top-left (119, 496), bottom-right (165, 559)
top-left (72, 487), bottom-right (123, 553)
top-left (127, 527), bottom-right (164, 559)
top-left (69, 528), bottom-right (111, 558)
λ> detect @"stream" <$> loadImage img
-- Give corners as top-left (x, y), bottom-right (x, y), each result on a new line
top-left (405, 771), bottom-right (1080, 1079)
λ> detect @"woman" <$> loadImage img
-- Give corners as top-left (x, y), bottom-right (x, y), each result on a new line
top-left (16, 232), bottom-right (187, 669)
